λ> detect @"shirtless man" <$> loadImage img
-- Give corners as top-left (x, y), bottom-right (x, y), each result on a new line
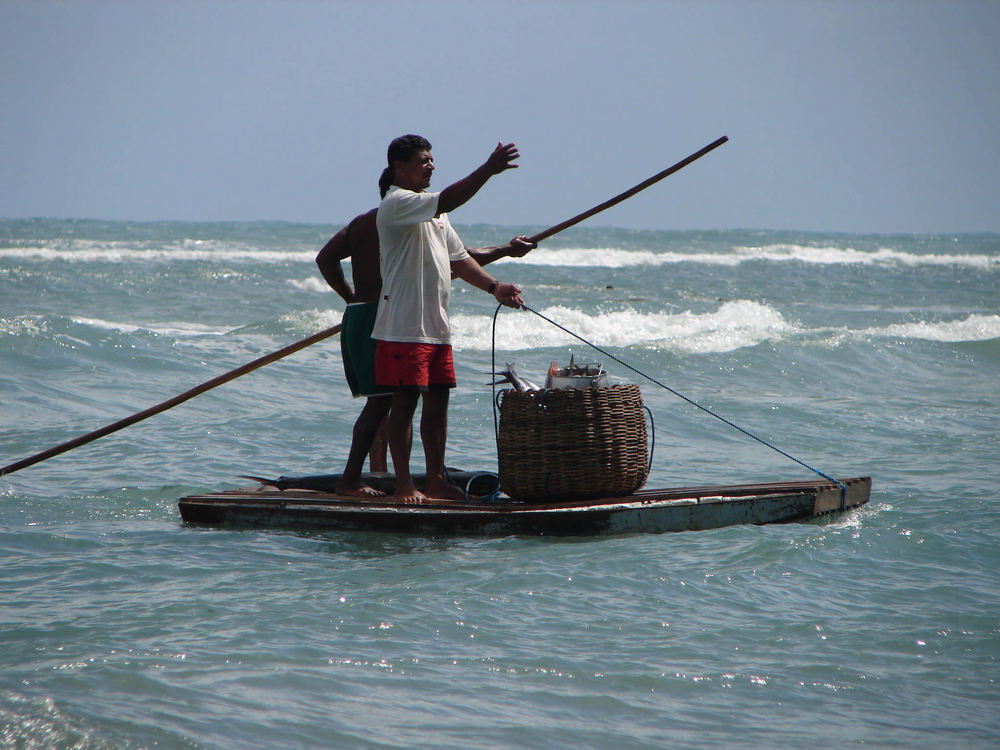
top-left (316, 173), bottom-right (534, 498)
top-left (373, 135), bottom-right (526, 502)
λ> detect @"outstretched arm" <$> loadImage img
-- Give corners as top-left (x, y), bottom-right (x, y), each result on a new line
top-left (436, 142), bottom-right (521, 216)
top-left (450, 255), bottom-right (523, 309)
top-left (315, 226), bottom-right (355, 303)
top-left (466, 235), bottom-right (537, 267)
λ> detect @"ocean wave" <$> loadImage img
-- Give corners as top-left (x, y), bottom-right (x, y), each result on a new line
top-left (4, 241), bottom-right (996, 270)
top-left (735, 244), bottom-right (1000, 269)
top-left (1, 314), bottom-right (235, 341)
top-left (452, 304), bottom-right (1000, 352)
top-left (451, 300), bottom-right (796, 354)
top-left (0, 690), bottom-right (124, 750)
top-left (288, 277), bottom-right (334, 293)
top-left (69, 317), bottom-right (235, 337)
top-left (0, 240), bottom-right (315, 264)
top-left (13, 307), bottom-right (995, 354)
top-left (277, 308), bottom-right (343, 335)
top-left (858, 313), bottom-right (1000, 343)
top-left (0, 315), bottom-right (48, 337)
top-left (502, 245), bottom-right (1000, 270)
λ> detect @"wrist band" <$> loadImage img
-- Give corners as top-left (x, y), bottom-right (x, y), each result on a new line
top-left (487, 280), bottom-right (499, 294)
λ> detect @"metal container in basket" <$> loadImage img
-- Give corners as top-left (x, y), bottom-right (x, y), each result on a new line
top-left (497, 383), bottom-right (649, 502)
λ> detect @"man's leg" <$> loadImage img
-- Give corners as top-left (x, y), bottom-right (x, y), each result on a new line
top-left (369, 416), bottom-right (389, 473)
top-left (338, 302), bottom-right (388, 490)
top-left (420, 385), bottom-right (465, 501)
top-left (387, 389), bottom-right (421, 501)
top-left (336, 395), bottom-right (392, 497)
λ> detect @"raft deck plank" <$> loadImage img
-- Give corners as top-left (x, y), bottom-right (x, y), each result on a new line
top-left (178, 476), bottom-right (871, 536)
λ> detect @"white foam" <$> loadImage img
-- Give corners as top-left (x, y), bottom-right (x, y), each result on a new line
top-left (1, 240), bottom-right (315, 264)
top-left (287, 277), bottom-right (334, 293)
top-left (453, 303), bottom-right (1000, 353)
top-left (277, 309), bottom-right (343, 334)
top-left (451, 300), bottom-right (796, 354)
top-left (494, 245), bottom-right (1000, 270)
top-left (736, 244), bottom-right (1000, 270)
top-left (70, 317), bottom-right (234, 337)
top-left (63, 307), bottom-right (999, 355)
top-left (3, 240), bottom-right (996, 270)
top-left (860, 314), bottom-right (1000, 343)
top-left (509, 248), bottom-right (700, 267)
top-left (1, 315), bottom-right (48, 337)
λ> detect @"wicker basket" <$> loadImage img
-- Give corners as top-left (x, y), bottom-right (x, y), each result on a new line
top-left (498, 384), bottom-right (649, 502)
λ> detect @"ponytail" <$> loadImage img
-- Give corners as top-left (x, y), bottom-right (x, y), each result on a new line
top-left (379, 167), bottom-right (393, 198)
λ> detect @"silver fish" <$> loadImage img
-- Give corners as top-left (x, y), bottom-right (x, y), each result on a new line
top-left (492, 362), bottom-right (540, 392)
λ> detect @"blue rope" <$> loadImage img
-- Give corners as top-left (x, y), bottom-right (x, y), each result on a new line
top-left (517, 303), bottom-right (847, 501)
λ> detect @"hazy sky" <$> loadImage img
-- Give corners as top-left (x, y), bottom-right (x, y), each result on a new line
top-left (2, 0), bottom-right (998, 234)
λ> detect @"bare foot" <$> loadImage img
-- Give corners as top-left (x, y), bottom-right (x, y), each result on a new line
top-left (335, 482), bottom-right (386, 498)
top-left (423, 479), bottom-right (468, 503)
top-left (393, 486), bottom-right (432, 505)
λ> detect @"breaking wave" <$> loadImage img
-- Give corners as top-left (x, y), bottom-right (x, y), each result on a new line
top-left (4, 241), bottom-right (996, 271)
top-left (452, 300), bottom-right (797, 353)
top-left (501, 244), bottom-right (1000, 270)
top-left (858, 313), bottom-right (1000, 343)
top-left (9, 307), bottom-right (997, 355)
top-left (0, 240), bottom-right (314, 264)
top-left (450, 304), bottom-right (1000, 352)
top-left (69, 317), bottom-right (234, 338)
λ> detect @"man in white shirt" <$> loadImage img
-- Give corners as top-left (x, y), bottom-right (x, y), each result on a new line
top-left (315, 205), bottom-right (534, 499)
top-left (374, 135), bottom-right (525, 502)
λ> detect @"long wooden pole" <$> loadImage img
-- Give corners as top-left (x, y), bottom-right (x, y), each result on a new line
top-left (1, 323), bottom-right (343, 477)
top-left (526, 135), bottom-right (728, 244)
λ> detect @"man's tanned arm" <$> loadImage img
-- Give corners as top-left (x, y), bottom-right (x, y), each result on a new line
top-left (315, 226), bottom-right (355, 303)
top-left (451, 255), bottom-right (524, 309)
top-left (436, 142), bottom-right (520, 216)
top-left (452, 235), bottom-right (537, 279)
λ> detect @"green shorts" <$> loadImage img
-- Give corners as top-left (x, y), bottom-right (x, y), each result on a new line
top-left (341, 303), bottom-right (391, 398)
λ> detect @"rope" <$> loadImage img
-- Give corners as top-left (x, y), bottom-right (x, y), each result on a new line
top-left (491, 303), bottom-right (503, 452)
top-left (501, 303), bottom-right (847, 500)
top-left (443, 465), bottom-right (502, 504)
top-left (643, 404), bottom-right (656, 477)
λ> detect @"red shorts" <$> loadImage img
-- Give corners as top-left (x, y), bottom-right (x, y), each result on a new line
top-left (374, 341), bottom-right (457, 390)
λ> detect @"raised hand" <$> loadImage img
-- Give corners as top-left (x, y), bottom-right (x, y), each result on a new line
top-left (484, 141), bottom-right (521, 175)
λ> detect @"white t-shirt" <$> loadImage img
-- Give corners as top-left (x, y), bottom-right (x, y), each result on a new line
top-left (372, 186), bottom-right (470, 344)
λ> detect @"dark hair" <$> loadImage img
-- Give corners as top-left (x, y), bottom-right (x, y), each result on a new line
top-left (379, 134), bottom-right (431, 197)
top-left (378, 167), bottom-right (393, 198)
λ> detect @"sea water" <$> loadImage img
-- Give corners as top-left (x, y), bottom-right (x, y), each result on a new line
top-left (1, 219), bottom-right (998, 749)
